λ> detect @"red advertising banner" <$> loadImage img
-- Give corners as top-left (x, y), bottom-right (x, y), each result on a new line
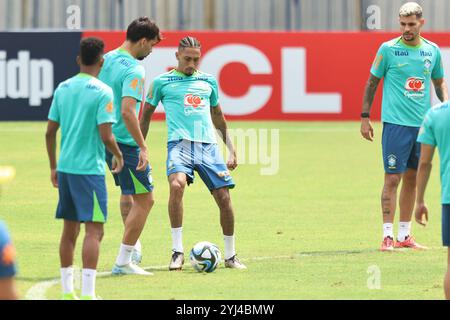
top-left (84, 31), bottom-right (450, 120)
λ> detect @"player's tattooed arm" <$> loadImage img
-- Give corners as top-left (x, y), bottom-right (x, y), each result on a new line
top-left (360, 74), bottom-right (381, 142)
top-left (432, 78), bottom-right (449, 103)
top-left (140, 103), bottom-right (157, 140)
top-left (362, 74), bottom-right (381, 113)
top-left (211, 105), bottom-right (237, 170)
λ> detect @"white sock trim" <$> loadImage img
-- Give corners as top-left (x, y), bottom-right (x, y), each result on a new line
top-left (398, 221), bottom-right (412, 241)
top-left (224, 235), bottom-right (236, 260)
top-left (171, 227), bottom-right (184, 253)
top-left (134, 239), bottom-right (142, 252)
top-left (60, 266), bottom-right (74, 294)
top-left (383, 223), bottom-right (394, 239)
top-left (81, 268), bottom-right (97, 298)
top-left (116, 243), bottom-right (134, 266)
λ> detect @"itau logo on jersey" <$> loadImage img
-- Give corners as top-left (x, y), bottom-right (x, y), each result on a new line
top-left (184, 94), bottom-right (206, 115)
top-left (404, 77), bottom-right (425, 98)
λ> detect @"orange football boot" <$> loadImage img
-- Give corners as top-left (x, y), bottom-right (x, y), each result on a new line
top-left (380, 236), bottom-right (395, 252)
top-left (394, 236), bottom-right (427, 250)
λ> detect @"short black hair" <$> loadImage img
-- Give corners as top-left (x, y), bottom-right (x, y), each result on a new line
top-left (127, 17), bottom-right (162, 43)
top-left (79, 37), bottom-right (104, 66)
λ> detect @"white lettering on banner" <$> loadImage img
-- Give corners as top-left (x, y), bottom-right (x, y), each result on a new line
top-left (282, 48), bottom-right (341, 113)
top-left (431, 48), bottom-right (450, 106)
top-left (144, 45), bottom-right (342, 115)
top-left (200, 44), bottom-right (273, 115)
top-left (0, 50), bottom-right (54, 106)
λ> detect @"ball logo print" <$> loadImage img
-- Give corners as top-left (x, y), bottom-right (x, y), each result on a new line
top-left (189, 241), bottom-right (222, 273)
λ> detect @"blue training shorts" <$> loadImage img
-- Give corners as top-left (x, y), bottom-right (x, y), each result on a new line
top-left (55, 172), bottom-right (108, 223)
top-left (167, 139), bottom-right (235, 192)
top-left (106, 143), bottom-right (154, 195)
top-left (442, 205), bottom-right (450, 247)
top-left (382, 122), bottom-right (421, 174)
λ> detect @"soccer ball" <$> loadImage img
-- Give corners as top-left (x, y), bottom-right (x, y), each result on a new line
top-left (189, 241), bottom-right (221, 273)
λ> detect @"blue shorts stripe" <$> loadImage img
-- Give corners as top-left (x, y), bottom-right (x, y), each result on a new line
top-left (442, 205), bottom-right (450, 247)
top-left (55, 173), bottom-right (107, 223)
top-left (106, 143), bottom-right (154, 195)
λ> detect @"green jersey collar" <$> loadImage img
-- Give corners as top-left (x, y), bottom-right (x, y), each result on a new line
top-left (172, 69), bottom-right (199, 77)
top-left (399, 36), bottom-right (423, 49)
top-left (76, 73), bottom-right (94, 79)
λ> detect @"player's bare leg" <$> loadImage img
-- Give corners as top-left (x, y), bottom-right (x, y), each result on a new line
top-left (380, 173), bottom-right (401, 251)
top-left (212, 187), bottom-right (246, 269)
top-left (212, 187), bottom-right (234, 236)
top-left (168, 173), bottom-right (187, 228)
top-left (120, 194), bottom-right (133, 224)
top-left (168, 173), bottom-right (187, 270)
top-left (445, 248), bottom-right (450, 300)
top-left (82, 222), bottom-right (104, 269)
top-left (399, 168), bottom-right (416, 224)
top-left (120, 194), bottom-right (142, 264)
top-left (59, 220), bottom-right (80, 299)
top-left (396, 168), bottom-right (427, 249)
top-left (81, 222), bottom-right (104, 300)
top-left (60, 220), bottom-right (80, 267)
top-left (112, 193), bottom-right (154, 276)
top-left (122, 193), bottom-right (154, 246)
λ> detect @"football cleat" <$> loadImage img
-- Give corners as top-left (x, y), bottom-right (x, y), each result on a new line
top-left (224, 255), bottom-right (247, 269)
top-left (131, 249), bottom-right (142, 265)
top-left (111, 263), bottom-right (153, 276)
top-left (61, 292), bottom-right (79, 300)
top-left (380, 236), bottom-right (395, 252)
top-left (169, 251), bottom-right (185, 271)
top-left (394, 236), bottom-right (427, 250)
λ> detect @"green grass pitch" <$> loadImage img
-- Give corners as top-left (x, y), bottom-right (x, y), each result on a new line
top-left (0, 121), bottom-right (447, 299)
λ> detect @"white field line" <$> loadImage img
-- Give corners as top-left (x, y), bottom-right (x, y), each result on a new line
top-left (25, 254), bottom-right (302, 300)
top-left (25, 247), bottom-right (443, 300)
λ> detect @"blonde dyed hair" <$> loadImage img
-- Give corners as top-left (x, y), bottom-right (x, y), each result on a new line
top-left (399, 2), bottom-right (423, 18)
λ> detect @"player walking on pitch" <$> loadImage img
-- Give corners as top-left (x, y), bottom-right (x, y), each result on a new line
top-left (360, 2), bottom-right (448, 251)
top-left (140, 36), bottom-right (246, 270)
top-left (415, 100), bottom-right (450, 300)
top-left (46, 38), bottom-right (124, 300)
top-left (99, 17), bottom-right (161, 275)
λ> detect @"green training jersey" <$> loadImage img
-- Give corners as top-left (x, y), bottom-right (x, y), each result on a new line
top-left (370, 36), bottom-right (444, 127)
top-left (48, 73), bottom-right (115, 175)
top-left (147, 69), bottom-right (220, 143)
top-left (418, 101), bottom-right (450, 204)
top-left (99, 48), bottom-right (145, 147)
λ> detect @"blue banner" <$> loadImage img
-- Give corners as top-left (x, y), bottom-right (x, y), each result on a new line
top-left (0, 32), bottom-right (81, 120)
